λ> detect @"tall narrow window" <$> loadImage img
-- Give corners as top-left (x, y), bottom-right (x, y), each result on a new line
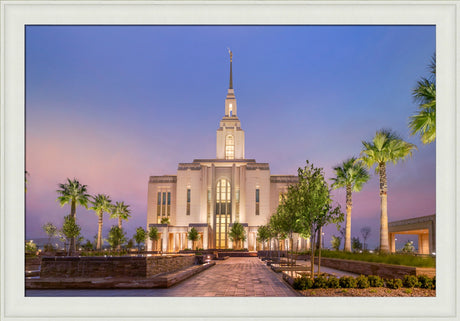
top-left (157, 192), bottom-right (161, 217)
top-left (255, 189), bottom-right (260, 215)
top-left (162, 192), bottom-right (166, 216)
top-left (167, 192), bottom-right (171, 216)
top-left (215, 179), bottom-right (231, 249)
top-left (207, 189), bottom-right (211, 224)
top-left (225, 135), bottom-right (234, 159)
top-left (186, 189), bottom-right (191, 215)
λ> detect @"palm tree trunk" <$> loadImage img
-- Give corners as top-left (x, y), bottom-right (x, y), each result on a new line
top-left (379, 162), bottom-right (390, 253)
top-left (117, 218), bottom-right (122, 251)
top-left (70, 200), bottom-right (77, 254)
top-left (97, 212), bottom-right (103, 250)
top-left (345, 184), bottom-right (352, 252)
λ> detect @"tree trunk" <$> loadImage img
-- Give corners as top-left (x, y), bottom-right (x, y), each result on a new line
top-left (117, 218), bottom-right (122, 251)
top-left (379, 162), bottom-right (390, 253)
top-left (318, 229), bottom-right (322, 277)
top-left (97, 212), bottom-right (103, 250)
top-left (69, 200), bottom-right (77, 255)
top-left (344, 184), bottom-right (352, 252)
top-left (310, 227), bottom-right (315, 280)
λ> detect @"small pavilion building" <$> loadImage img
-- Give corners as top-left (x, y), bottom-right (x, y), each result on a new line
top-left (388, 214), bottom-right (436, 255)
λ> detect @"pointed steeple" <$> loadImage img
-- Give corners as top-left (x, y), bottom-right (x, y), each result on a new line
top-left (229, 49), bottom-right (233, 89)
top-left (225, 49), bottom-right (237, 117)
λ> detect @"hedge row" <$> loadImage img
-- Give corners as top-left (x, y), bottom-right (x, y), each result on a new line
top-left (293, 274), bottom-right (436, 290)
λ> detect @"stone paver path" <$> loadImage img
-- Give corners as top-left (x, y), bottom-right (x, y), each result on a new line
top-left (26, 257), bottom-right (298, 297)
top-left (166, 257), bottom-right (296, 296)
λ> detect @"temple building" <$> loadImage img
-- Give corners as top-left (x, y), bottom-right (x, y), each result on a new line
top-left (146, 51), bottom-right (305, 252)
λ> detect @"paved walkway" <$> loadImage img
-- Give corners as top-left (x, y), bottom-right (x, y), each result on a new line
top-left (26, 257), bottom-right (298, 297)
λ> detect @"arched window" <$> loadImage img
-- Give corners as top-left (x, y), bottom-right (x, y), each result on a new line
top-left (225, 135), bottom-right (234, 159)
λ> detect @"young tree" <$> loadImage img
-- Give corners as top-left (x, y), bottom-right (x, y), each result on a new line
top-left (61, 215), bottom-right (81, 256)
top-left (331, 157), bottom-right (370, 252)
top-left (331, 235), bottom-right (341, 251)
top-left (274, 185), bottom-right (303, 265)
top-left (90, 194), bottom-right (113, 250)
top-left (149, 226), bottom-right (160, 251)
top-left (187, 227), bottom-right (200, 250)
top-left (133, 227), bottom-right (147, 252)
top-left (110, 201), bottom-right (131, 250)
top-left (351, 237), bottom-right (363, 252)
top-left (229, 222), bottom-right (246, 249)
top-left (25, 240), bottom-right (37, 254)
top-left (257, 225), bottom-right (270, 251)
top-left (402, 240), bottom-right (415, 253)
top-left (360, 226), bottom-right (371, 251)
top-left (42, 222), bottom-right (57, 250)
top-left (126, 238), bottom-right (134, 250)
top-left (360, 129), bottom-right (416, 253)
top-left (81, 239), bottom-right (93, 251)
top-left (409, 55), bottom-right (436, 144)
top-left (295, 161), bottom-right (343, 278)
top-left (56, 178), bottom-right (90, 254)
top-left (107, 226), bottom-right (127, 250)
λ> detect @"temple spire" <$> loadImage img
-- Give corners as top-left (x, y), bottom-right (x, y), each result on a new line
top-left (228, 48), bottom-right (233, 89)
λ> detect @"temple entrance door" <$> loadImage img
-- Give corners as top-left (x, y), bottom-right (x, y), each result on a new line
top-left (215, 178), bottom-right (231, 249)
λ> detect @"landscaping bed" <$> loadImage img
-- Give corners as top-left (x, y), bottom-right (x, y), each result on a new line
top-left (298, 287), bottom-right (435, 297)
top-left (283, 272), bottom-right (435, 297)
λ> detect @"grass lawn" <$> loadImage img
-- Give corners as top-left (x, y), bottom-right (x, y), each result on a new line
top-left (300, 250), bottom-right (435, 268)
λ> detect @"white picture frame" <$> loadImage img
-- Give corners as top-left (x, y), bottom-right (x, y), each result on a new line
top-left (1, 1), bottom-right (458, 320)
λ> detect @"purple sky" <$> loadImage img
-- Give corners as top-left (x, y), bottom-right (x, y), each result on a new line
top-left (25, 25), bottom-right (435, 250)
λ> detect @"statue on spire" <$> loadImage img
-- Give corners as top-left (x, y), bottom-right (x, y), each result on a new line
top-left (227, 48), bottom-right (232, 62)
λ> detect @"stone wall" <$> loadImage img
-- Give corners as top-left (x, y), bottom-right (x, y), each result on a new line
top-left (40, 255), bottom-right (195, 278)
top-left (146, 255), bottom-right (195, 277)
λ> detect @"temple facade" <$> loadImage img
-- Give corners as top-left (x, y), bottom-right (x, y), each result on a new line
top-left (146, 51), bottom-right (307, 252)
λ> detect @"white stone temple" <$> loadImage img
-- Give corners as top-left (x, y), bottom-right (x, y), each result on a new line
top-left (146, 51), bottom-right (307, 252)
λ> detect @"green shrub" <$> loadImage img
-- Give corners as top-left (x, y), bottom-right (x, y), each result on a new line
top-left (432, 276), bottom-right (436, 289)
top-left (403, 275), bottom-right (419, 288)
top-left (313, 276), bottom-right (329, 289)
top-left (418, 275), bottom-right (433, 289)
top-left (339, 276), bottom-right (357, 288)
top-left (293, 276), bottom-right (314, 290)
top-left (368, 275), bottom-right (384, 287)
top-left (385, 278), bottom-right (403, 289)
top-left (293, 277), bottom-right (306, 290)
top-left (356, 275), bottom-right (370, 289)
top-left (327, 277), bottom-right (340, 289)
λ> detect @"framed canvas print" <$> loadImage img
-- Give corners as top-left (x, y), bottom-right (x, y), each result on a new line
top-left (1, 1), bottom-right (458, 320)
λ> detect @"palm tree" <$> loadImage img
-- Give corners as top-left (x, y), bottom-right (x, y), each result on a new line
top-left (90, 194), bottom-right (113, 250)
top-left (56, 178), bottom-right (90, 253)
top-left (331, 157), bottom-right (370, 252)
top-left (111, 201), bottom-right (131, 229)
top-left (360, 129), bottom-right (416, 253)
top-left (409, 55), bottom-right (436, 144)
top-left (110, 201), bottom-right (131, 250)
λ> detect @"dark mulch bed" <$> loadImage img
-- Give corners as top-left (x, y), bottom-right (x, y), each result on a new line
top-left (298, 287), bottom-right (435, 297)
